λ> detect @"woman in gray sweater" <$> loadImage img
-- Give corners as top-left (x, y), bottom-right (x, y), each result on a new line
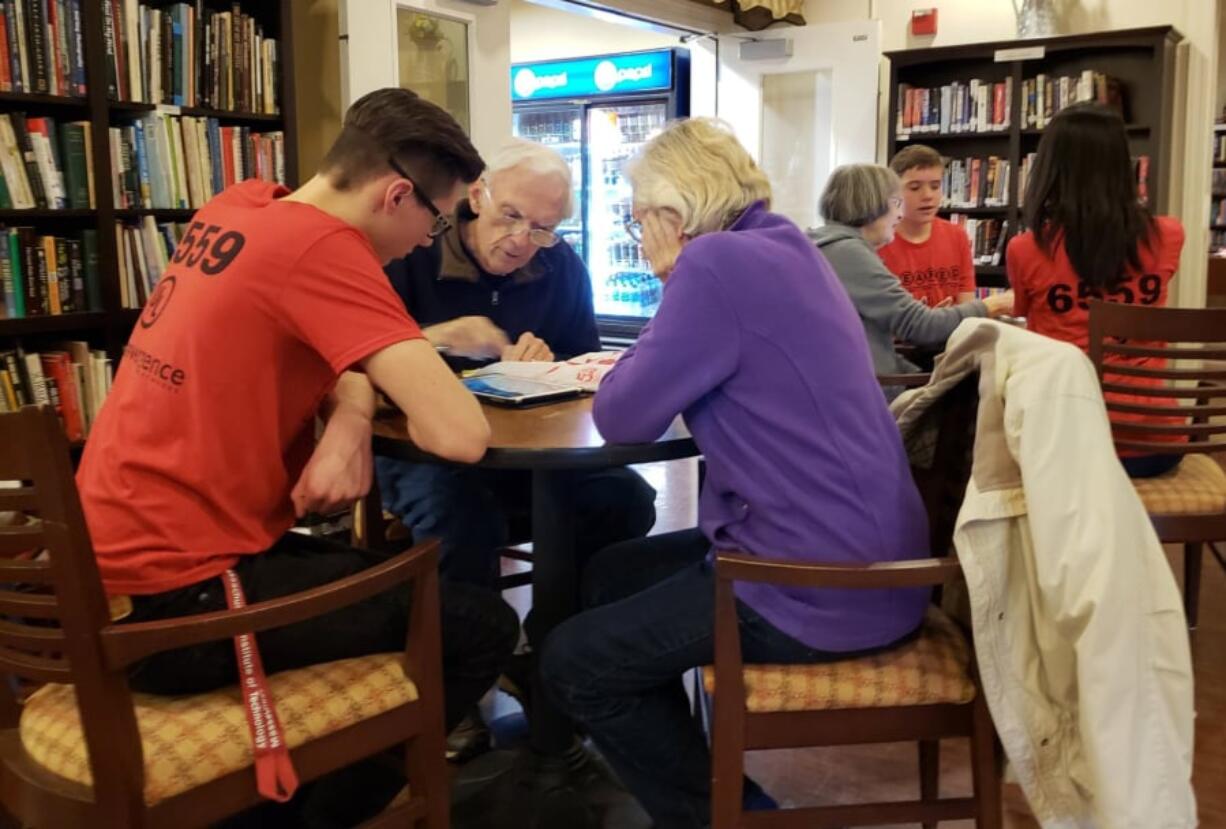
top-left (809, 164), bottom-right (1013, 396)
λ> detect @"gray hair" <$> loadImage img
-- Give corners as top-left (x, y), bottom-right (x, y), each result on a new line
top-left (485, 137), bottom-right (573, 216)
top-left (819, 164), bottom-right (900, 228)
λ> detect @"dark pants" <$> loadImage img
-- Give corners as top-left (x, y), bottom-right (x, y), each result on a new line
top-left (1121, 453), bottom-right (1182, 478)
top-left (124, 532), bottom-right (520, 828)
top-left (538, 529), bottom-right (840, 829)
top-left (374, 459), bottom-right (657, 589)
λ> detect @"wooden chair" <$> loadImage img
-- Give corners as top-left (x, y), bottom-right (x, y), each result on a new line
top-left (706, 375), bottom-right (1003, 828)
top-left (0, 406), bottom-right (450, 829)
top-left (1088, 299), bottom-right (1226, 628)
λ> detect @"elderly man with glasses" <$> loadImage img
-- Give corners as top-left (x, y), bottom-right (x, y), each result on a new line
top-left (379, 137), bottom-right (658, 756)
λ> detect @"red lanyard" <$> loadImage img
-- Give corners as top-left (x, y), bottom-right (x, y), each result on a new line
top-left (221, 569), bottom-right (299, 803)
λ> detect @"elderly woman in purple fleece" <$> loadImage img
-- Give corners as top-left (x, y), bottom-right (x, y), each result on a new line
top-left (539, 118), bottom-right (931, 828)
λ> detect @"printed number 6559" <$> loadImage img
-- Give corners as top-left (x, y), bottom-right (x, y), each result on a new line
top-left (172, 221), bottom-right (247, 275)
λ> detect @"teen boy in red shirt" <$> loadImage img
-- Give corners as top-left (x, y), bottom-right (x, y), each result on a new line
top-left (75, 88), bottom-right (519, 825)
top-left (879, 144), bottom-right (977, 308)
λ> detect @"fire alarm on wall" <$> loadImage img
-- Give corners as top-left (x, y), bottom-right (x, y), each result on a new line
top-left (911, 8), bottom-right (938, 36)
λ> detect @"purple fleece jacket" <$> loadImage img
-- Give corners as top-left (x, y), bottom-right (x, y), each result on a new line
top-left (593, 203), bottom-right (930, 652)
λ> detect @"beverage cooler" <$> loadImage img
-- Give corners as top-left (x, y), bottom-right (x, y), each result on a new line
top-left (511, 49), bottom-right (690, 339)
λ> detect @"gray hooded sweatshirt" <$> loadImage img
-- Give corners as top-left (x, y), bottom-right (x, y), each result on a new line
top-left (808, 222), bottom-right (988, 395)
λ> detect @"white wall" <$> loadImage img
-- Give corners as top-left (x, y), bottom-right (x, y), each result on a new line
top-left (802, 0), bottom-right (1218, 307)
top-left (510, 0), bottom-right (680, 63)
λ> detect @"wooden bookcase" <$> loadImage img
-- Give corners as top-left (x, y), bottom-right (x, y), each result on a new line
top-left (0, 0), bottom-right (297, 376)
top-left (886, 26), bottom-right (1181, 288)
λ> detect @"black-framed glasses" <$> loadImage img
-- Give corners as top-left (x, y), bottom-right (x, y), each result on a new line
top-left (623, 214), bottom-right (643, 243)
top-left (389, 157), bottom-right (452, 238)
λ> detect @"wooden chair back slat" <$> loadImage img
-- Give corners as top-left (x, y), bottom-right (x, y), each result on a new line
top-left (1104, 343), bottom-right (1226, 360)
top-left (0, 487), bottom-right (40, 513)
top-left (0, 590), bottom-right (61, 621)
top-left (1107, 401), bottom-right (1226, 418)
top-left (1109, 421), bottom-right (1226, 438)
top-left (0, 523), bottom-right (47, 554)
top-left (1100, 363), bottom-right (1226, 381)
top-left (0, 618), bottom-right (66, 652)
top-left (0, 647), bottom-right (72, 684)
top-left (1100, 381), bottom-right (1226, 399)
top-left (1110, 440), bottom-right (1226, 455)
top-left (0, 558), bottom-right (56, 586)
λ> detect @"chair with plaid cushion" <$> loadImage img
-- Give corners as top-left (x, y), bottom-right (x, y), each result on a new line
top-left (0, 406), bottom-right (450, 829)
top-left (706, 374), bottom-right (1003, 829)
top-left (1088, 299), bottom-right (1226, 629)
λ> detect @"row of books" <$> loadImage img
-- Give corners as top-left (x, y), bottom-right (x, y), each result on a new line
top-left (1209, 229), bottom-right (1226, 254)
top-left (0, 113), bottom-right (94, 210)
top-left (896, 78), bottom-right (1012, 135)
top-left (0, 345), bottom-right (112, 441)
top-left (117, 217), bottom-right (184, 309)
top-left (948, 216), bottom-right (1008, 267)
top-left (103, 0), bottom-right (280, 114)
top-left (972, 287), bottom-right (1010, 300)
top-left (1022, 71), bottom-right (1126, 129)
top-left (942, 156), bottom-right (1010, 208)
top-left (0, 227), bottom-right (99, 318)
top-left (1016, 152), bottom-right (1149, 205)
top-left (1212, 169), bottom-right (1226, 196)
top-left (1212, 198), bottom-right (1226, 228)
top-left (111, 113), bottom-right (284, 210)
top-left (1213, 134), bottom-right (1226, 164)
top-left (0, 0), bottom-right (87, 96)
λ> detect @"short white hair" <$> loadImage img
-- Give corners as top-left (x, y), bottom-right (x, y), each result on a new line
top-left (624, 118), bottom-right (770, 238)
top-left (485, 137), bottom-right (573, 217)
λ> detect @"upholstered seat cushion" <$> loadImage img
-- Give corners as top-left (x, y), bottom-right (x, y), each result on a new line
top-left (1132, 453), bottom-right (1226, 515)
top-left (20, 653), bottom-right (416, 804)
top-left (702, 608), bottom-right (975, 712)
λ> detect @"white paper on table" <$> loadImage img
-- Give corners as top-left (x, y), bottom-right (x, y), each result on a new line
top-left (464, 351), bottom-right (623, 393)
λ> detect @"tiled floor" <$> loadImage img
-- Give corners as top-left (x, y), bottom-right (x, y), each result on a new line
top-left (503, 457), bottom-right (1226, 828)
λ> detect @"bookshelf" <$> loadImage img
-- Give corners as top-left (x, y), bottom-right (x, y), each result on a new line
top-left (1210, 124), bottom-right (1226, 255)
top-left (887, 26), bottom-right (1182, 289)
top-left (0, 0), bottom-right (297, 439)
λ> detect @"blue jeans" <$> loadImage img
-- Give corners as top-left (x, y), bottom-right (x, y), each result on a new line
top-left (539, 529), bottom-right (846, 829)
top-left (375, 459), bottom-right (657, 588)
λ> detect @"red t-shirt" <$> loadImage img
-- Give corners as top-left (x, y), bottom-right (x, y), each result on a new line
top-left (878, 217), bottom-right (976, 307)
top-left (77, 181), bottom-right (423, 595)
top-left (1007, 215), bottom-right (1185, 454)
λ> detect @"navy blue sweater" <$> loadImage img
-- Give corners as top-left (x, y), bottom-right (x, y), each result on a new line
top-left (384, 204), bottom-right (600, 361)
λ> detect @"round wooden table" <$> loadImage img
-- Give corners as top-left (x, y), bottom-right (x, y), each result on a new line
top-left (373, 396), bottom-right (697, 753)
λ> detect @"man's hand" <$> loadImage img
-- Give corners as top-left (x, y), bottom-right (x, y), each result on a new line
top-left (424, 316), bottom-right (511, 360)
top-left (502, 332), bottom-right (554, 362)
top-left (290, 408), bottom-right (373, 518)
top-left (983, 290), bottom-right (1016, 317)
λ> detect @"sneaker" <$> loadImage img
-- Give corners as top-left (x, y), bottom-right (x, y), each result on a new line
top-left (446, 708), bottom-right (491, 764)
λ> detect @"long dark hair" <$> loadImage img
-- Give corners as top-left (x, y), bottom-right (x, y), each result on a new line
top-left (1022, 103), bottom-right (1156, 291)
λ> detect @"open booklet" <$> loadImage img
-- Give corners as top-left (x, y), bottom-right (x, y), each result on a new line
top-left (462, 351), bottom-right (623, 393)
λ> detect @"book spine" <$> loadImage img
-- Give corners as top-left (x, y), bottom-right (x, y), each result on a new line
top-left (10, 114), bottom-right (46, 208)
top-left (24, 0), bottom-right (46, 94)
top-left (54, 234), bottom-right (68, 311)
top-left (38, 233), bottom-right (56, 314)
top-left (80, 227), bottom-right (98, 310)
top-left (0, 231), bottom-right (13, 318)
top-left (69, 0), bottom-right (83, 94)
top-left (2, 349), bottom-right (27, 404)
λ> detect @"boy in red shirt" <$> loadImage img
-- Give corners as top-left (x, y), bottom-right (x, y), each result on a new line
top-left (75, 88), bottom-right (518, 824)
top-left (879, 144), bottom-right (977, 307)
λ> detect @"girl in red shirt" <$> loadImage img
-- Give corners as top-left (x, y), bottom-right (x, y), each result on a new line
top-left (1007, 103), bottom-right (1185, 477)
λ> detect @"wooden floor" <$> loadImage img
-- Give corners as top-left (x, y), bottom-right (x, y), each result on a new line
top-left (614, 458), bottom-right (1226, 827)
